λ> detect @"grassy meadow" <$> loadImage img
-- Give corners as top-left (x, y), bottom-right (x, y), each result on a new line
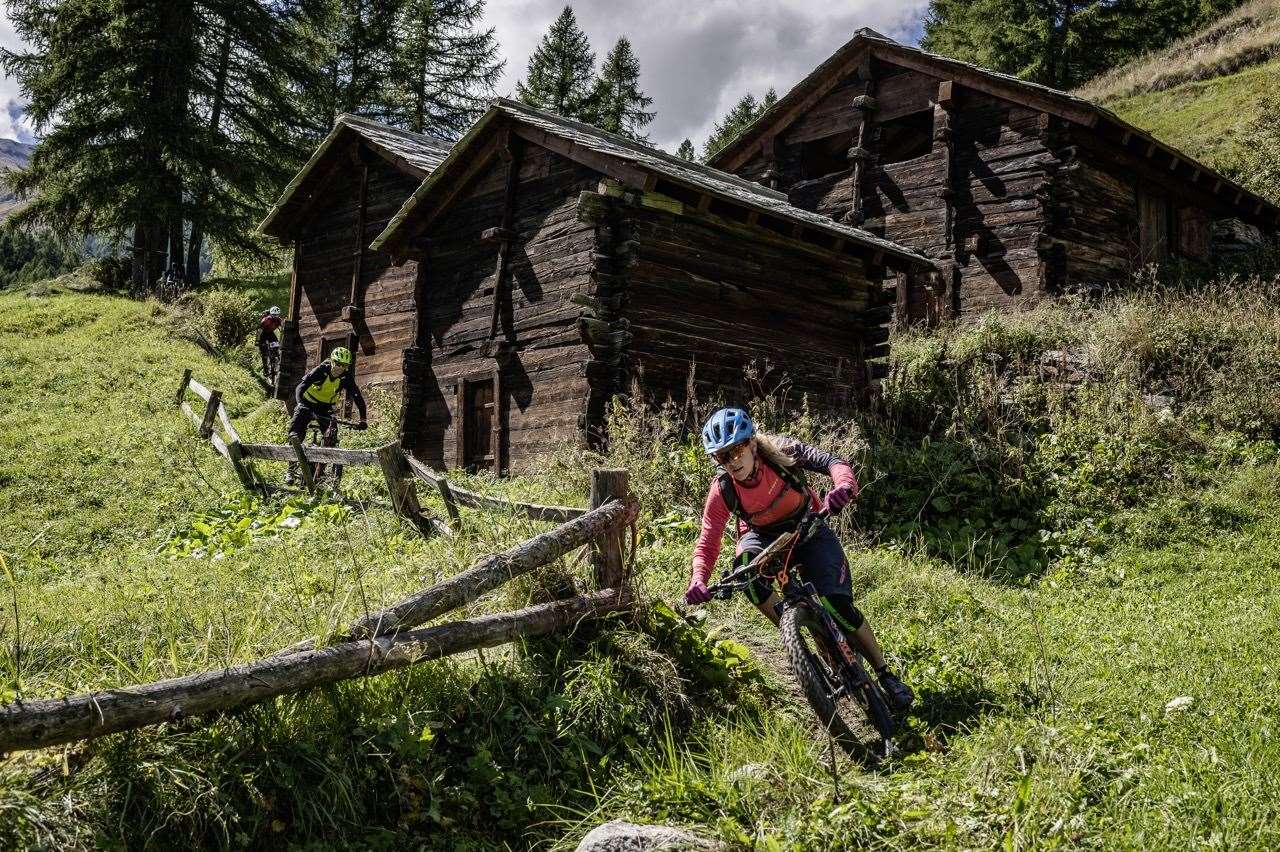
top-left (2, 274), bottom-right (1280, 849)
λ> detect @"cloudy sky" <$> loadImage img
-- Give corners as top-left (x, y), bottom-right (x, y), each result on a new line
top-left (482, 0), bottom-right (930, 152)
top-left (0, 1), bottom-right (931, 149)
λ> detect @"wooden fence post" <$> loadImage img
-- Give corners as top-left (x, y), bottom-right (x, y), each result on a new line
top-left (436, 477), bottom-right (461, 525)
top-left (227, 440), bottom-right (257, 493)
top-left (289, 435), bottom-right (316, 492)
top-left (199, 390), bottom-right (222, 439)
top-left (377, 443), bottom-right (428, 533)
top-left (589, 468), bottom-right (629, 589)
top-left (175, 368), bottom-right (192, 406)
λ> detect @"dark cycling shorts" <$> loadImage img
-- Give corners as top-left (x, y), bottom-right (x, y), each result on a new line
top-left (736, 519), bottom-right (852, 602)
top-left (288, 403), bottom-right (333, 440)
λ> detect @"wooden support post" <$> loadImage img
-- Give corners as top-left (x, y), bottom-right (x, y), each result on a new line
top-left (199, 390), bottom-right (222, 439)
top-left (175, 368), bottom-right (192, 405)
top-left (289, 435), bottom-right (316, 492)
top-left (844, 56), bottom-right (877, 226)
top-left (436, 477), bottom-right (461, 525)
top-left (489, 130), bottom-right (523, 342)
top-left (377, 443), bottom-right (427, 531)
top-left (227, 440), bottom-right (257, 493)
top-left (589, 468), bottom-right (630, 589)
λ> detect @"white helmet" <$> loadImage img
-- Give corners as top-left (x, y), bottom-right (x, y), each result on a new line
top-left (268, 306), bottom-right (281, 317)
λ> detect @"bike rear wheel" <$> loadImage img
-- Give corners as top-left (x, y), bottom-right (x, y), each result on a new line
top-left (779, 605), bottom-right (895, 759)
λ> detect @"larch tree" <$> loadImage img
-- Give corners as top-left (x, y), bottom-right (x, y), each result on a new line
top-left (702, 88), bottom-right (776, 160)
top-left (588, 37), bottom-right (654, 139)
top-left (516, 5), bottom-right (596, 121)
top-left (388, 0), bottom-right (504, 139)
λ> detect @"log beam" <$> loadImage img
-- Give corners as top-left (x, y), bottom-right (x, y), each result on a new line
top-left (336, 495), bottom-right (638, 643)
top-left (0, 589), bottom-right (633, 754)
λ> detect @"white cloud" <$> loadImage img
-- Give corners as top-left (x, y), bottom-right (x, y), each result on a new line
top-left (0, 13), bottom-right (32, 142)
top-left (482, 0), bottom-right (930, 152)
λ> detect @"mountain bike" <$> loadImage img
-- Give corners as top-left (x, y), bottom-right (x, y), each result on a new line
top-left (704, 510), bottom-right (898, 759)
top-left (263, 340), bottom-right (281, 386)
top-left (286, 414), bottom-right (363, 488)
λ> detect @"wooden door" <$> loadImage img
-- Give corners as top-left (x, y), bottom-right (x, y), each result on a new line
top-left (1138, 187), bottom-right (1170, 266)
top-left (458, 375), bottom-right (500, 472)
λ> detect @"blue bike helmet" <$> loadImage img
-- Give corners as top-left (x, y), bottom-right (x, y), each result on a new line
top-left (701, 407), bottom-right (755, 455)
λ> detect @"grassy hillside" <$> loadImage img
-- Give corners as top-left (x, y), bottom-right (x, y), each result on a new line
top-left (1076, 0), bottom-right (1280, 178)
top-left (4, 277), bottom-right (1280, 848)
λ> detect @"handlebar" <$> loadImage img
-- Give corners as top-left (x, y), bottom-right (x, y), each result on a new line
top-left (703, 509), bottom-right (829, 601)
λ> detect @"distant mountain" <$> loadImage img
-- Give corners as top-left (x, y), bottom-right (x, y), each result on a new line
top-left (0, 140), bottom-right (33, 220)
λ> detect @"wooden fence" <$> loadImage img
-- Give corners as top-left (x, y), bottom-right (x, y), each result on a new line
top-left (0, 467), bottom-right (638, 754)
top-left (174, 370), bottom-right (584, 535)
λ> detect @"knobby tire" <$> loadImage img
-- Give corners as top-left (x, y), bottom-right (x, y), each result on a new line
top-left (779, 605), bottom-right (894, 760)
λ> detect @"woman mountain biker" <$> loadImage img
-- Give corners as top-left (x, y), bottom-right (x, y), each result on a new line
top-left (685, 407), bottom-right (914, 713)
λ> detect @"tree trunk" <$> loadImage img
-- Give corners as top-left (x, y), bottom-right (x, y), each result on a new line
top-left (187, 24), bottom-right (232, 286)
top-left (0, 589), bottom-right (633, 754)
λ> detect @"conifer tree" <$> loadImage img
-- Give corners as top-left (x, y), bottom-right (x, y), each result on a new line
top-left (516, 5), bottom-right (596, 121)
top-left (702, 88), bottom-right (777, 160)
top-left (676, 139), bottom-right (696, 160)
top-left (388, 0), bottom-right (504, 139)
top-left (4, 0), bottom-right (317, 288)
top-left (301, 0), bottom-right (403, 130)
top-left (588, 37), bottom-right (654, 139)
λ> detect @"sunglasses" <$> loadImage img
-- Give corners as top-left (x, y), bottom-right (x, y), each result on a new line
top-left (712, 442), bottom-right (752, 465)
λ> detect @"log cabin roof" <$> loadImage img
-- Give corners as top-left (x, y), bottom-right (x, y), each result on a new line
top-left (709, 29), bottom-right (1280, 227)
top-left (258, 114), bottom-right (452, 241)
top-left (372, 98), bottom-right (934, 271)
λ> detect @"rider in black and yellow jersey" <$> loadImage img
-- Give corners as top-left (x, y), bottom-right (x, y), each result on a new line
top-left (288, 346), bottom-right (367, 442)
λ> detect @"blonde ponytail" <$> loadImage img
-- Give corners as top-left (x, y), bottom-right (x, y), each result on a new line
top-left (754, 433), bottom-right (797, 469)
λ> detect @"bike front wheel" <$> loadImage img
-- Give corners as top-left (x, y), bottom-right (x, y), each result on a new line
top-left (779, 605), bottom-right (895, 760)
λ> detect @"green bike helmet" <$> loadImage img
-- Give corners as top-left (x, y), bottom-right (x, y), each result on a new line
top-left (330, 346), bottom-right (353, 366)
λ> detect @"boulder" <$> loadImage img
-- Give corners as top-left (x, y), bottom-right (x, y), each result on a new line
top-left (575, 820), bottom-right (723, 852)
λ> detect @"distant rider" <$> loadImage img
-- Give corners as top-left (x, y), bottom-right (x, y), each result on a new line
top-left (285, 347), bottom-right (367, 483)
top-left (257, 306), bottom-right (283, 377)
top-left (685, 407), bottom-right (914, 713)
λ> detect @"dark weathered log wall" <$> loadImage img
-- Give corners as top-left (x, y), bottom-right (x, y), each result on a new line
top-left (403, 145), bottom-right (600, 470)
top-left (616, 199), bottom-right (874, 409)
top-left (294, 146), bottom-right (422, 393)
top-left (946, 88), bottom-right (1053, 316)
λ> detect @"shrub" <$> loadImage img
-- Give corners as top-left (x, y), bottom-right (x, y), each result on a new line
top-left (187, 286), bottom-right (259, 350)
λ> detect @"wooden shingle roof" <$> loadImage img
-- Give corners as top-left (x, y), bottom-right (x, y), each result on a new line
top-left (373, 98), bottom-right (934, 271)
top-left (258, 114), bottom-right (452, 241)
top-left (710, 29), bottom-right (1280, 227)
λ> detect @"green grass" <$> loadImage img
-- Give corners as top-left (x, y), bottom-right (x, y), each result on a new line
top-left (4, 283), bottom-right (1280, 848)
top-left (1102, 59), bottom-right (1280, 172)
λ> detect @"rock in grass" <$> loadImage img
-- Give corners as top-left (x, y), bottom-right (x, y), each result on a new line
top-left (1165, 695), bottom-right (1194, 713)
top-left (575, 820), bottom-right (723, 851)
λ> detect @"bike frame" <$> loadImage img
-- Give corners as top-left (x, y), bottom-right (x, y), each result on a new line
top-left (706, 511), bottom-right (895, 737)
top-left (305, 415), bottom-right (360, 484)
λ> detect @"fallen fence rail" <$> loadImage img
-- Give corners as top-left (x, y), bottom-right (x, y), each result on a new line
top-left (0, 589), bottom-right (632, 754)
top-left (0, 468), bottom-right (637, 754)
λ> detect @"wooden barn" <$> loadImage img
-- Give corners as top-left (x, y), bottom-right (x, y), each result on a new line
top-left (370, 99), bottom-right (935, 472)
top-left (257, 114), bottom-right (451, 399)
top-left (709, 29), bottom-right (1280, 322)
